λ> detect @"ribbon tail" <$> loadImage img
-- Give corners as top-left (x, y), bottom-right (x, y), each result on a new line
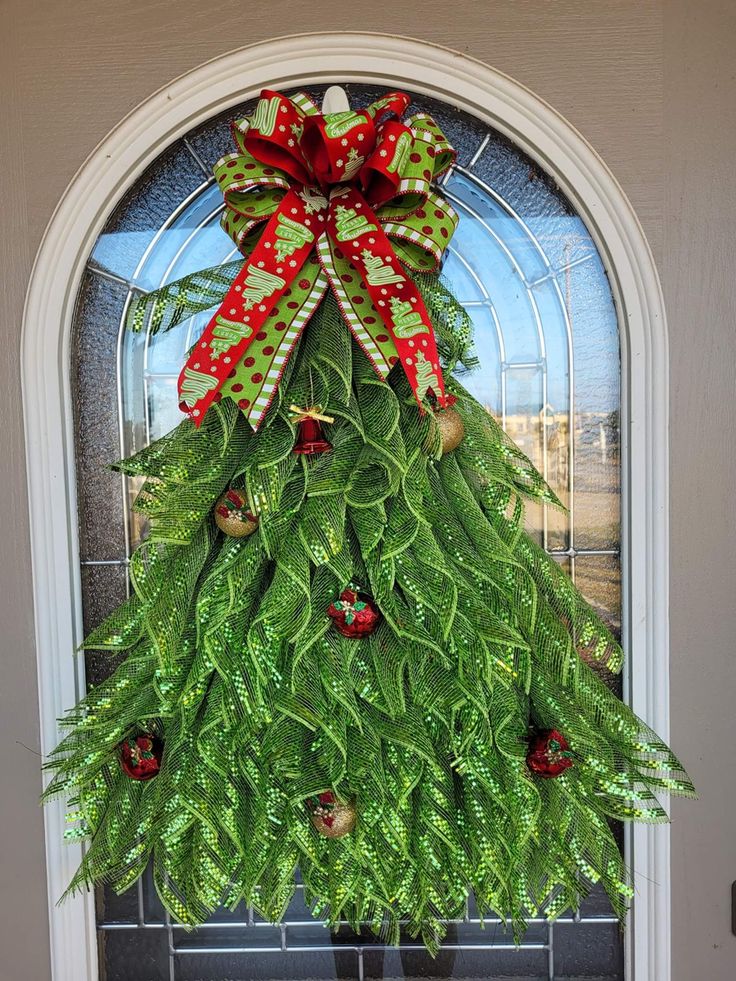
top-left (177, 187), bottom-right (327, 426)
top-left (325, 187), bottom-right (447, 409)
top-left (316, 233), bottom-right (398, 379)
top-left (222, 268), bottom-right (329, 431)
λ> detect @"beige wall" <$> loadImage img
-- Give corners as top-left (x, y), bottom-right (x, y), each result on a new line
top-left (1, 2), bottom-right (733, 978)
top-left (664, 2), bottom-right (736, 976)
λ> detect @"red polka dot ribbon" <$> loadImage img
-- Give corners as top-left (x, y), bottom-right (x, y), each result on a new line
top-left (178, 89), bottom-right (458, 429)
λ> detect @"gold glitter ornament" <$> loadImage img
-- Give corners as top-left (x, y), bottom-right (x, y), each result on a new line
top-left (214, 489), bottom-right (258, 538)
top-left (435, 405), bottom-right (465, 454)
top-left (309, 793), bottom-right (356, 838)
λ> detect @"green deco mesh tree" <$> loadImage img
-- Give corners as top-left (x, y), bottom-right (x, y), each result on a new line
top-left (44, 92), bottom-right (693, 955)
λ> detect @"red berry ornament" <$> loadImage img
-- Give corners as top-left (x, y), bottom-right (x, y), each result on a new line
top-left (526, 729), bottom-right (574, 778)
top-left (328, 588), bottom-right (381, 638)
top-left (119, 734), bottom-right (163, 781)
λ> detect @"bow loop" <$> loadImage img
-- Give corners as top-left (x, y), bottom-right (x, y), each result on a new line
top-left (364, 91), bottom-right (412, 122)
top-left (360, 120), bottom-right (414, 207)
top-left (213, 149), bottom-right (290, 250)
top-left (242, 90), bottom-right (311, 185)
top-left (380, 190), bottom-right (459, 273)
top-left (409, 113), bottom-right (456, 178)
top-left (215, 148), bottom-right (292, 203)
top-left (300, 110), bottom-right (376, 187)
top-left (289, 91), bottom-right (322, 117)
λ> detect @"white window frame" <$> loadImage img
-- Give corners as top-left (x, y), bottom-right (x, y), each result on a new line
top-left (21, 32), bottom-right (672, 981)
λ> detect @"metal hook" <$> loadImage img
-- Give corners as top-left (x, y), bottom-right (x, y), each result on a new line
top-left (321, 85), bottom-right (350, 115)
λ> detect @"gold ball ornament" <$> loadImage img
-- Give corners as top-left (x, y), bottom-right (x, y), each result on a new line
top-left (214, 489), bottom-right (259, 538)
top-left (435, 406), bottom-right (465, 455)
top-left (309, 793), bottom-right (357, 839)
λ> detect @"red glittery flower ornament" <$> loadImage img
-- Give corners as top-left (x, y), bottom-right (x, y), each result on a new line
top-left (308, 791), bottom-right (338, 827)
top-left (526, 729), bottom-right (574, 778)
top-left (327, 588), bottom-right (381, 638)
top-left (119, 734), bottom-right (163, 781)
top-left (215, 489), bottom-right (253, 521)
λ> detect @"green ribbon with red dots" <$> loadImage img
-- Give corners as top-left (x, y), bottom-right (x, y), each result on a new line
top-left (178, 89), bottom-right (458, 430)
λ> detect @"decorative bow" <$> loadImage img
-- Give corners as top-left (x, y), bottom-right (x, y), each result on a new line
top-left (178, 89), bottom-right (459, 429)
top-left (288, 404), bottom-right (335, 425)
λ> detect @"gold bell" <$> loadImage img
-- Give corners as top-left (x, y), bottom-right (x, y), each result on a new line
top-left (435, 404), bottom-right (465, 454)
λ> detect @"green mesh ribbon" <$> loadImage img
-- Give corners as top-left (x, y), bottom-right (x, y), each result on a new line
top-left (46, 274), bottom-right (693, 953)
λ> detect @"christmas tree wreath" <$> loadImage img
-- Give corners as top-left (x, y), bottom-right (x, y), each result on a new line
top-left (44, 87), bottom-right (694, 952)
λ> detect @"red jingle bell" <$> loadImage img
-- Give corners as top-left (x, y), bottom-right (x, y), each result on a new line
top-left (119, 734), bottom-right (163, 781)
top-left (526, 729), bottom-right (574, 778)
top-left (328, 588), bottom-right (381, 638)
top-left (291, 404), bottom-right (334, 456)
top-left (294, 416), bottom-right (332, 455)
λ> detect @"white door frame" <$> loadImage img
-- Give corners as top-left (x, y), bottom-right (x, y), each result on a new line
top-left (21, 31), bottom-right (672, 981)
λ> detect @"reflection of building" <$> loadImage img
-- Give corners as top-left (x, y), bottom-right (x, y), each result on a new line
top-left (485, 407), bottom-right (621, 603)
top-left (488, 406), bottom-right (620, 495)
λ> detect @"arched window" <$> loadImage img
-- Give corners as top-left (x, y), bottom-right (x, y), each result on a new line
top-left (73, 83), bottom-right (622, 981)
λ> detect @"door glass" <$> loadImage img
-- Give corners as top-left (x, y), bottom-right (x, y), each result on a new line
top-left (75, 83), bottom-right (623, 981)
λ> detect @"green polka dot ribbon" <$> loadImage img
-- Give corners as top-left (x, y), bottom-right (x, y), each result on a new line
top-left (178, 89), bottom-right (459, 430)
